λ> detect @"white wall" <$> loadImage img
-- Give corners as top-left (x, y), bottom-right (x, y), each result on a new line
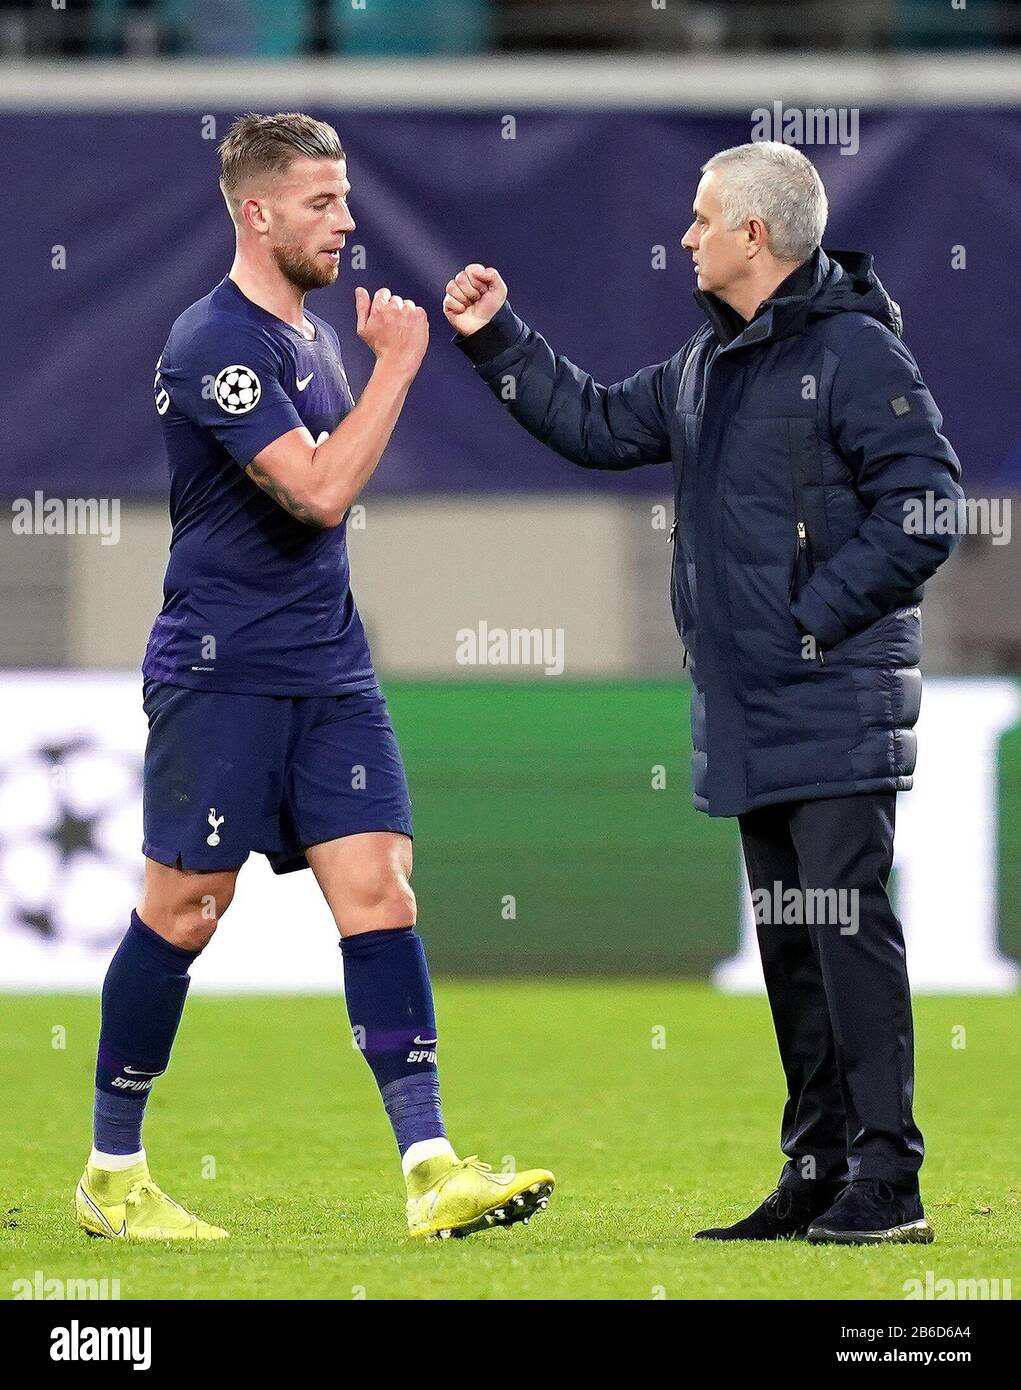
top-left (64, 496), bottom-right (685, 679)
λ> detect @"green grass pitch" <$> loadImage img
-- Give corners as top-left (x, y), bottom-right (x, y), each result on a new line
top-left (2, 983), bottom-right (1018, 1301)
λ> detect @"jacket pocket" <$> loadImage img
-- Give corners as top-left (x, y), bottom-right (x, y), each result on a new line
top-left (668, 507), bottom-right (688, 656)
top-left (787, 417), bottom-right (831, 566)
top-left (788, 521), bottom-right (811, 599)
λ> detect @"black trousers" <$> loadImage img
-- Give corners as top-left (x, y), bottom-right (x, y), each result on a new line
top-left (738, 792), bottom-right (923, 1192)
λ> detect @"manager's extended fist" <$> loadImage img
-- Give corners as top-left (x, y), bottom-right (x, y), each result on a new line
top-left (442, 264), bottom-right (508, 337)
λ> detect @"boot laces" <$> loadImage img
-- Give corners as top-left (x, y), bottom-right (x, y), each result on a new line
top-left (457, 1155), bottom-right (492, 1173)
top-left (125, 1178), bottom-right (163, 1208)
top-left (452, 1155), bottom-right (493, 1179)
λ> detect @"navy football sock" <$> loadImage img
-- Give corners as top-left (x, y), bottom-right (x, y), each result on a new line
top-left (340, 927), bottom-right (447, 1157)
top-left (92, 911), bottom-right (200, 1158)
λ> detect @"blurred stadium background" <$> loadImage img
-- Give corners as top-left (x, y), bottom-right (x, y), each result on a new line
top-left (2, 0), bottom-right (1021, 993)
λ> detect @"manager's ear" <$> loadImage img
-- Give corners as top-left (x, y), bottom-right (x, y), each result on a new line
top-left (745, 216), bottom-right (769, 259)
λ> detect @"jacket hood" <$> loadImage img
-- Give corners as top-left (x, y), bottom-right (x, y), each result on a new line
top-left (811, 249), bottom-right (903, 336)
top-left (696, 248), bottom-right (904, 347)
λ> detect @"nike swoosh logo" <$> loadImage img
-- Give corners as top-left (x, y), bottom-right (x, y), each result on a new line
top-left (78, 1184), bottom-right (127, 1236)
top-left (413, 1036), bottom-right (437, 1046)
top-left (296, 372), bottom-right (314, 391)
top-left (123, 1066), bottom-right (165, 1077)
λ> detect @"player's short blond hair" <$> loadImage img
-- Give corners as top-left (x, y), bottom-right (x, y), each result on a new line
top-left (218, 112), bottom-right (345, 216)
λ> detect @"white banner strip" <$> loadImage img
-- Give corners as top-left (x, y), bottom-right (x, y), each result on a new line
top-left (1, 54), bottom-right (1021, 111)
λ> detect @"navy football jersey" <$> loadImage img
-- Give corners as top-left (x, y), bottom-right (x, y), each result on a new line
top-left (143, 276), bottom-right (377, 696)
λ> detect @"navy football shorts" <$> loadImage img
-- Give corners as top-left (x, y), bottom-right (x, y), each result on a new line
top-left (141, 679), bottom-right (414, 875)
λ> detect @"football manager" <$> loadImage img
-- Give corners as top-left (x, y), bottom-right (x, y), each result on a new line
top-left (444, 140), bottom-right (963, 1246)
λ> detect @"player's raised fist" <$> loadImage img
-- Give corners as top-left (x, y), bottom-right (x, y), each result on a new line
top-left (355, 285), bottom-right (429, 378)
top-left (442, 264), bottom-right (508, 337)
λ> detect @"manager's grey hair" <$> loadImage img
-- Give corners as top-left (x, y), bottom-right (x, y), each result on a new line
top-left (701, 141), bottom-right (828, 262)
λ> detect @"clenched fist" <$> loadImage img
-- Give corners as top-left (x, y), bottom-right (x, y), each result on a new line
top-left (442, 264), bottom-right (508, 337)
top-left (355, 286), bottom-right (429, 379)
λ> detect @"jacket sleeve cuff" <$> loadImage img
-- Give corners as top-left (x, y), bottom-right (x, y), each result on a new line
top-left (453, 302), bottom-right (524, 365)
top-left (790, 586), bottom-right (849, 648)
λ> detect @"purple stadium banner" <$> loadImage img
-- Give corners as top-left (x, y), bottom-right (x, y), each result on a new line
top-left (2, 108), bottom-right (1019, 497)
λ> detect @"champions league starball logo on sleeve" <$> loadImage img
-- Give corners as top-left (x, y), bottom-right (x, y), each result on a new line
top-left (213, 364), bottom-right (261, 415)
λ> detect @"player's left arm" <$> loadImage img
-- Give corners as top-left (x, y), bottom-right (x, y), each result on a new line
top-left (244, 452), bottom-right (325, 527)
top-left (790, 321), bottom-right (964, 648)
top-left (162, 292), bottom-right (426, 529)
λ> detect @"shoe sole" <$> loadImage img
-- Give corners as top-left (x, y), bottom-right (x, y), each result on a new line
top-left (806, 1218), bottom-right (934, 1246)
top-left (693, 1228), bottom-right (810, 1241)
top-left (413, 1178), bottom-right (555, 1241)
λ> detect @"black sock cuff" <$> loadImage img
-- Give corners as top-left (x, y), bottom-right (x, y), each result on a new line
top-left (340, 925), bottom-right (416, 958)
top-left (130, 910), bottom-right (202, 969)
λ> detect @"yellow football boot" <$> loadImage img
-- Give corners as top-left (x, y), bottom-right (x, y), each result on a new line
top-left (75, 1159), bottom-right (229, 1241)
top-left (406, 1153), bottom-right (555, 1240)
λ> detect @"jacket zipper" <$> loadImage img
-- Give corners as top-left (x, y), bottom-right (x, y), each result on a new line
top-left (789, 520), bottom-right (808, 597)
top-left (667, 517), bottom-right (687, 667)
top-left (793, 520), bottom-right (824, 664)
top-left (788, 421), bottom-right (824, 664)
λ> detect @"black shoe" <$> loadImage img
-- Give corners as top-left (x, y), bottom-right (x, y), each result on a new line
top-left (694, 1183), bottom-right (843, 1241)
top-left (807, 1177), bottom-right (934, 1245)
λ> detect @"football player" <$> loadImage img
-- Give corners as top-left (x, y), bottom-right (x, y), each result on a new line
top-left (75, 112), bottom-right (553, 1243)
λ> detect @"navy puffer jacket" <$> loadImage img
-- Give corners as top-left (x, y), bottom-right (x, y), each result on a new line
top-left (457, 249), bottom-right (964, 816)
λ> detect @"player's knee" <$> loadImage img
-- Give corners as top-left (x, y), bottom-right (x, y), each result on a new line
top-left (351, 860), bottom-right (416, 925)
top-left (375, 871), bottom-right (416, 926)
top-left (189, 882), bottom-right (236, 944)
top-left (143, 881), bottom-right (235, 952)
top-left (388, 876), bottom-right (417, 926)
top-left (168, 917), bottom-right (216, 952)
top-left (159, 902), bottom-right (219, 951)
